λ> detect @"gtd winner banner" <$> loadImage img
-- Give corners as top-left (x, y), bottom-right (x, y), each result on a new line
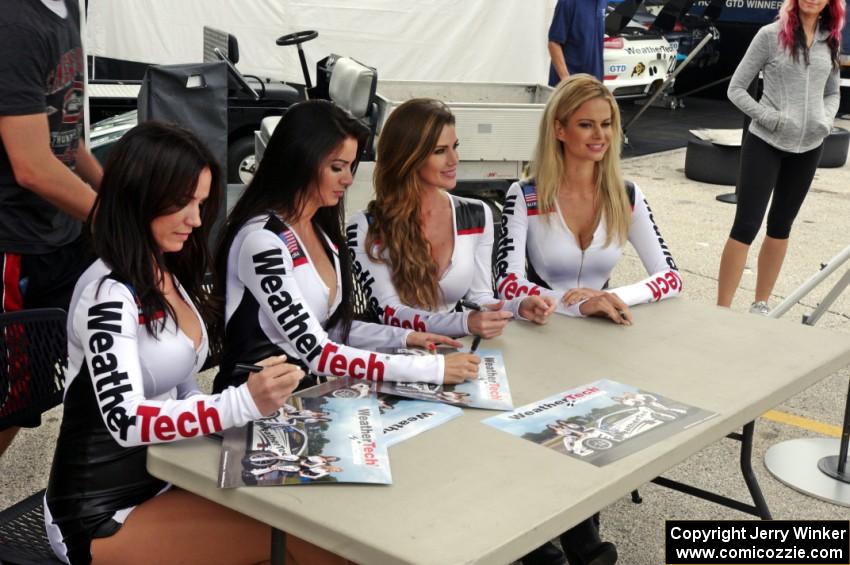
top-left (483, 380), bottom-right (716, 466)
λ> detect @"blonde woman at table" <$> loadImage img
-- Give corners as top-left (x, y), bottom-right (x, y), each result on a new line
top-left (495, 74), bottom-right (682, 327)
top-left (717, 0), bottom-right (843, 314)
top-left (43, 123), bottom-right (345, 565)
top-left (346, 98), bottom-right (555, 341)
top-left (495, 73), bottom-right (685, 565)
top-left (213, 100), bottom-right (479, 394)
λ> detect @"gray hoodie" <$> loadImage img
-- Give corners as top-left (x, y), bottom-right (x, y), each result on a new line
top-left (728, 21), bottom-right (840, 154)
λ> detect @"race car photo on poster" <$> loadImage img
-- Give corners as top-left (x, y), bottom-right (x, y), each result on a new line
top-left (483, 379), bottom-right (716, 466)
top-left (298, 378), bottom-right (464, 447)
top-left (374, 348), bottom-right (514, 411)
top-left (217, 395), bottom-right (391, 487)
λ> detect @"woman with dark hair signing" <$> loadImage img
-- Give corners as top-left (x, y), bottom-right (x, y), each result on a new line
top-left (44, 122), bottom-right (343, 564)
top-left (347, 98), bottom-right (555, 340)
top-left (717, 0), bottom-right (843, 314)
top-left (213, 100), bottom-right (479, 394)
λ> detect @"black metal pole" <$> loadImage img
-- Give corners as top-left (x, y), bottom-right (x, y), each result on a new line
top-left (739, 421), bottom-right (772, 519)
top-left (815, 376), bottom-right (850, 484)
top-left (297, 45), bottom-right (312, 90)
top-left (717, 77), bottom-right (760, 204)
top-left (838, 376), bottom-right (850, 475)
top-left (271, 528), bottom-right (287, 565)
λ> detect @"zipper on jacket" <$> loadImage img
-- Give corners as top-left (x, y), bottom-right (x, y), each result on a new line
top-left (577, 250), bottom-right (585, 287)
top-left (797, 65), bottom-right (810, 152)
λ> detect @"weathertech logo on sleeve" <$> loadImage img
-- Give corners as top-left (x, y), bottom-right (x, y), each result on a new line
top-left (494, 192), bottom-right (542, 300)
top-left (252, 246), bottom-right (386, 381)
top-left (382, 305), bottom-right (426, 332)
top-left (643, 197), bottom-right (678, 271)
top-left (87, 300), bottom-right (226, 444)
top-left (137, 401), bottom-right (222, 442)
top-left (497, 273), bottom-right (541, 300)
top-left (345, 223), bottom-right (429, 332)
top-left (346, 223), bottom-right (386, 321)
top-left (86, 301), bottom-right (137, 442)
top-left (646, 271), bottom-right (683, 301)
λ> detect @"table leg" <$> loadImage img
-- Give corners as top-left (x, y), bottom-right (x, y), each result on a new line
top-left (271, 528), bottom-right (287, 565)
top-left (739, 421), bottom-right (772, 519)
top-left (650, 421), bottom-right (773, 518)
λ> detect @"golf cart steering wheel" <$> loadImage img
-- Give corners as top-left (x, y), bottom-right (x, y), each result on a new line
top-left (276, 30), bottom-right (318, 46)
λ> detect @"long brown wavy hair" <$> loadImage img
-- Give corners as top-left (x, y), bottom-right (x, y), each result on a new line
top-left (366, 98), bottom-right (455, 310)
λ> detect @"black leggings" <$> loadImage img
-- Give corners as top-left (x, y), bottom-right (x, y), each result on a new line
top-left (729, 133), bottom-right (823, 245)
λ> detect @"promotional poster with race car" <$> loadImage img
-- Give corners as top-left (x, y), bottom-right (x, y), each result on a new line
top-left (297, 378), bottom-right (464, 447)
top-left (374, 348), bottom-right (514, 410)
top-left (218, 395), bottom-right (391, 487)
top-left (378, 394), bottom-right (464, 447)
top-left (483, 380), bottom-right (716, 466)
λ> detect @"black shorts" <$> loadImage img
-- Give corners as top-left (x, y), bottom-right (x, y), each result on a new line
top-left (0, 234), bottom-right (94, 429)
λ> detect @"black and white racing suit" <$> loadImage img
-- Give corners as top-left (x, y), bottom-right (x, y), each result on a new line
top-left (213, 214), bottom-right (445, 394)
top-left (346, 192), bottom-right (525, 337)
top-left (44, 260), bottom-right (262, 564)
top-left (494, 181), bottom-right (682, 316)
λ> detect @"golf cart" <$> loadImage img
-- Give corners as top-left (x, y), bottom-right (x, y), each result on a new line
top-left (89, 26), bottom-right (320, 183)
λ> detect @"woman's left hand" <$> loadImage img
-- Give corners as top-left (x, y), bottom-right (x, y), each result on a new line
top-left (406, 331), bottom-right (464, 351)
top-left (518, 295), bottom-right (557, 324)
top-left (561, 287), bottom-right (607, 306)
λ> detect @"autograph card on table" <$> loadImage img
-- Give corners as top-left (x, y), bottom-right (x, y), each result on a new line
top-left (377, 394), bottom-right (463, 447)
top-left (483, 379), bottom-right (715, 466)
top-left (298, 378), bottom-right (463, 447)
top-left (218, 394), bottom-right (391, 487)
top-left (374, 348), bottom-right (513, 411)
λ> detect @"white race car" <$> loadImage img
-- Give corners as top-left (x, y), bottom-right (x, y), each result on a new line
top-left (603, 28), bottom-right (677, 100)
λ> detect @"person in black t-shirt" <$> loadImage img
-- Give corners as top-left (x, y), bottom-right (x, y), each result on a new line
top-left (0, 0), bottom-right (103, 456)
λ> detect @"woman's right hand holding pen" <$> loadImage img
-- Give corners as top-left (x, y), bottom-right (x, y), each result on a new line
top-left (466, 299), bottom-right (512, 338)
top-left (245, 355), bottom-right (305, 416)
top-left (442, 352), bottom-right (481, 384)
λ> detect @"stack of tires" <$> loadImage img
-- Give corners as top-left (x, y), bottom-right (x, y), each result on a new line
top-left (685, 127), bottom-right (849, 186)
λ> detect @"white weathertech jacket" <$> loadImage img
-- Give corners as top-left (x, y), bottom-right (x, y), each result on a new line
top-left (216, 214), bottom-right (445, 389)
top-left (494, 181), bottom-right (682, 316)
top-left (347, 192), bottom-right (524, 337)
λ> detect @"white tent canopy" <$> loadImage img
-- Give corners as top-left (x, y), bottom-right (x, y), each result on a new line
top-left (87, 0), bottom-right (558, 84)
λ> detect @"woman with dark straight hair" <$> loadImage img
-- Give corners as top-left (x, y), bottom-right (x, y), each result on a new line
top-left (717, 0), bottom-right (844, 314)
top-left (44, 121), bottom-right (341, 564)
top-left (213, 100), bottom-right (479, 394)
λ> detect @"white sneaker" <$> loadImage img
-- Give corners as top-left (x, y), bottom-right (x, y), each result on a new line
top-left (749, 301), bottom-right (771, 316)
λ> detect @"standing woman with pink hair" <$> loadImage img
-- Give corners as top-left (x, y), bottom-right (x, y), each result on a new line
top-left (717, 0), bottom-right (844, 314)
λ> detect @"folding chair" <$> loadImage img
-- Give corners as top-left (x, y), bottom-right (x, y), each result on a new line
top-left (0, 308), bottom-right (68, 565)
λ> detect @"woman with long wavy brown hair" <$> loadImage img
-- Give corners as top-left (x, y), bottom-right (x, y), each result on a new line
top-left (347, 98), bottom-right (554, 340)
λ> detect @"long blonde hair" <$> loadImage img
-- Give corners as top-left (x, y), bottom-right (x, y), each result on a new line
top-left (527, 74), bottom-right (629, 246)
top-left (366, 98), bottom-right (455, 310)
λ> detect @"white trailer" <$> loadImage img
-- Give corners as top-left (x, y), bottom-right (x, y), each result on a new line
top-left (257, 75), bottom-right (553, 194)
top-left (372, 81), bottom-right (553, 185)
